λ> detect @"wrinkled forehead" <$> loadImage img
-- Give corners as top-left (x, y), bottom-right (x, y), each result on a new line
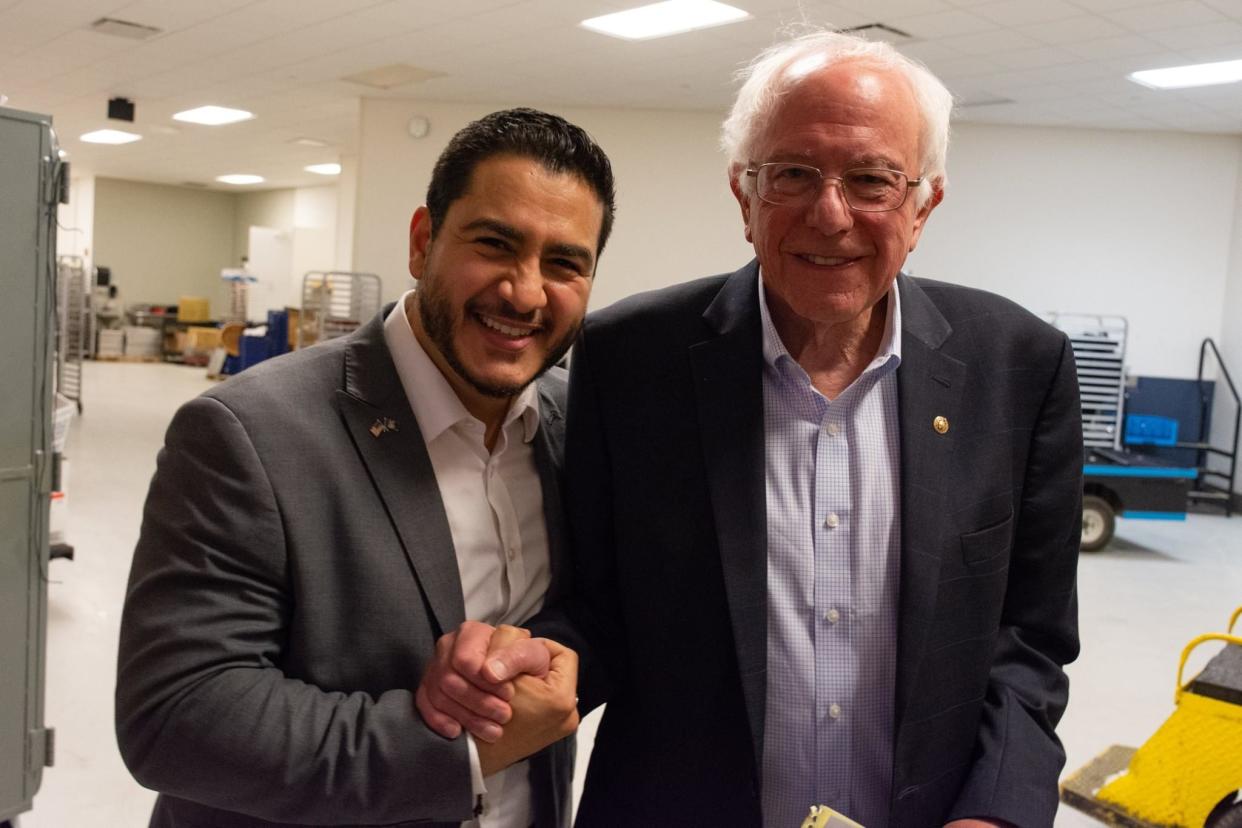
top-left (753, 60), bottom-right (923, 161)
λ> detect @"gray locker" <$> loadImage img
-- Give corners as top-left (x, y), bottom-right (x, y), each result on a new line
top-left (0, 106), bottom-right (59, 823)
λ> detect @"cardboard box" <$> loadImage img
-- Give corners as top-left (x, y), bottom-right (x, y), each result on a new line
top-left (178, 296), bottom-right (210, 322)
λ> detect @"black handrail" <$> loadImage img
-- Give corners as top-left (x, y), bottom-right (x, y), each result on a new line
top-left (1194, 338), bottom-right (1238, 516)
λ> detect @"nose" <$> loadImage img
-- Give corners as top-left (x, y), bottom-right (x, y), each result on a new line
top-left (498, 257), bottom-right (548, 313)
top-left (804, 177), bottom-right (854, 235)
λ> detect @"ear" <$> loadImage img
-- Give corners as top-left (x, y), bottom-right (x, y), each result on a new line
top-left (728, 167), bottom-right (755, 244)
top-left (408, 206), bottom-right (433, 280)
top-left (906, 182), bottom-right (944, 253)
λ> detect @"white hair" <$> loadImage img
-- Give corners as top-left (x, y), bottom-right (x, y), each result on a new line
top-left (721, 27), bottom-right (955, 209)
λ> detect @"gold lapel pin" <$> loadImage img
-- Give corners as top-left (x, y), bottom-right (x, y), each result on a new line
top-left (369, 417), bottom-right (399, 438)
top-left (933, 415), bottom-right (949, 435)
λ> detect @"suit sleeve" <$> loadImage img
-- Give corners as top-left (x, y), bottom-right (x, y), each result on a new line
top-left (947, 334), bottom-right (1083, 827)
top-left (115, 395), bottom-right (474, 825)
top-left (529, 329), bottom-right (625, 714)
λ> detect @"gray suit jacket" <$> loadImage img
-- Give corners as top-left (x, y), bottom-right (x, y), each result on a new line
top-left (116, 309), bottom-right (575, 828)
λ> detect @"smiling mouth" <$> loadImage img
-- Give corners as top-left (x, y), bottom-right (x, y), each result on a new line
top-left (798, 253), bottom-right (861, 266)
top-left (476, 312), bottom-right (540, 338)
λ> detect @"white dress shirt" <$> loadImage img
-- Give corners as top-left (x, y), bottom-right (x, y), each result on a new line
top-left (385, 292), bottom-right (552, 828)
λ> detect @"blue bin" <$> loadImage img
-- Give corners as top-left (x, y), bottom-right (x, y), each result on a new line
top-left (1124, 414), bottom-right (1179, 446)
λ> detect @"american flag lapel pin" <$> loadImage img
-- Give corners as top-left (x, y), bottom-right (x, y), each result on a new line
top-left (370, 417), bottom-right (399, 437)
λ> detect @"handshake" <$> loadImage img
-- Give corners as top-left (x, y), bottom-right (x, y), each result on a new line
top-left (416, 621), bottom-right (580, 776)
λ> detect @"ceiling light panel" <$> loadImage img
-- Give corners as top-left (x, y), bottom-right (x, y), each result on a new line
top-left (80, 129), bottom-right (143, 144)
top-left (1129, 58), bottom-right (1242, 90)
top-left (580, 0), bottom-right (750, 41)
top-left (173, 105), bottom-right (254, 125)
top-left (216, 174), bottom-right (264, 185)
top-left (304, 163), bottom-right (341, 175)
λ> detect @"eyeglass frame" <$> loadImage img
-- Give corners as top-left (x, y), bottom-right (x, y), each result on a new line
top-left (743, 162), bottom-right (925, 212)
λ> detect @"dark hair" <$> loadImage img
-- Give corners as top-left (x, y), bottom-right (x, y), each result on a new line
top-left (426, 108), bottom-right (616, 257)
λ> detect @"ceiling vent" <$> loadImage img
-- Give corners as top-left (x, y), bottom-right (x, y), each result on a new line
top-left (838, 23), bottom-right (913, 44)
top-left (341, 63), bottom-right (445, 90)
top-left (89, 17), bottom-right (162, 40)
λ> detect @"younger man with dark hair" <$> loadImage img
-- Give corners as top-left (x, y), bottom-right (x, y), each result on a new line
top-left (116, 107), bottom-right (615, 828)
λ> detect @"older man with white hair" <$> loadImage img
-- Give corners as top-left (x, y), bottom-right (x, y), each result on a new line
top-left (419, 28), bottom-right (1082, 828)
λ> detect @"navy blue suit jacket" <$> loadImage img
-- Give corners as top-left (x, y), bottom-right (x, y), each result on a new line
top-left (537, 262), bottom-right (1081, 827)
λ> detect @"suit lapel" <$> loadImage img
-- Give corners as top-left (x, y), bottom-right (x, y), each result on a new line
top-left (335, 309), bottom-right (465, 636)
top-left (533, 380), bottom-right (570, 604)
top-left (893, 276), bottom-right (965, 732)
top-left (690, 261), bottom-right (768, 772)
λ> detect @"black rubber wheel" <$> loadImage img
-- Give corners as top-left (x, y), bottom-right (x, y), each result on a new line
top-left (1080, 494), bottom-right (1115, 552)
top-left (1210, 801), bottom-right (1242, 828)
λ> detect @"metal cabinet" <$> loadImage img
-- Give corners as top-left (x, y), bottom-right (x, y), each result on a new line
top-left (0, 106), bottom-right (60, 823)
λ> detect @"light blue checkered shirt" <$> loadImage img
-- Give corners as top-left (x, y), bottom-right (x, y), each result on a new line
top-left (759, 274), bottom-right (902, 828)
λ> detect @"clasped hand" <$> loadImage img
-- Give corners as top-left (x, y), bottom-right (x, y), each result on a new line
top-left (416, 621), bottom-right (579, 776)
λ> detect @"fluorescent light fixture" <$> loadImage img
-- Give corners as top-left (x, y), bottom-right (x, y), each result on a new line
top-left (290, 136), bottom-right (329, 147)
top-left (1129, 58), bottom-right (1242, 90)
top-left (215, 174), bottom-right (264, 185)
top-left (80, 128), bottom-right (142, 144)
top-left (173, 105), bottom-right (254, 125)
top-left (305, 163), bottom-right (341, 175)
top-left (581, 0), bottom-right (749, 40)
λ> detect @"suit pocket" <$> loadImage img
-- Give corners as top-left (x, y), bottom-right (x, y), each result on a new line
top-left (960, 511), bottom-right (1013, 565)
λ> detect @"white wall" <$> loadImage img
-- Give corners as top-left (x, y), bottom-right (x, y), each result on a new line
top-left (352, 98), bottom-right (752, 308)
top-left (908, 123), bottom-right (1241, 381)
top-left (353, 104), bottom-right (1241, 381)
top-left (92, 177), bottom-right (237, 314)
top-left (234, 188), bottom-right (296, 267)
top-left (1214, 147), bottom-right (1242, 495)
top-left (234, 185), bottom-right (340, 310)
top-left (57, 171), bottom-right (94, 267)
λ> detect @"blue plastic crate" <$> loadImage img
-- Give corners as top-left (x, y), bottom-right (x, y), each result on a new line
top-left (1124, 414), bottom-right (1179, 446)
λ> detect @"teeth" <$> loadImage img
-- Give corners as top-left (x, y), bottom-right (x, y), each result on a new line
top-left (479, 315), bottom-right (534, 337)
top-left (804, 254), bottom-right (852, 266)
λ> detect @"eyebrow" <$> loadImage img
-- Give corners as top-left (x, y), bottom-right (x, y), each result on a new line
top-left (761, 152), bottom-right (908, 171)
top-left (463, 218), bottom-right (595, 268)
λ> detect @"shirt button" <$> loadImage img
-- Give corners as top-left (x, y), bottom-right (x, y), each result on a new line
top-left (506, 546), bottom-right (517, 560)
top-left (825, 422), bottom-right (840, 437)
top-left (825, 608), bottom-right (840, 624)
top-left (829, 703), bottom-right (842, 720)
top-left (824, 513), bottom-right (840, 529)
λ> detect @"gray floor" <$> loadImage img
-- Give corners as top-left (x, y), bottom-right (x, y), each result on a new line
top-left (21, 360), bottom-right (1242, 827)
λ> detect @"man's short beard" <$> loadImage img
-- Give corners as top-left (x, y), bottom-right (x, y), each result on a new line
top-left (417, 280), bottom-right (578, 399)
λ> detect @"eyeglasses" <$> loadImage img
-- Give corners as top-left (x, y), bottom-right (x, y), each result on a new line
top-left (745, 162), bottom-right (923, 212)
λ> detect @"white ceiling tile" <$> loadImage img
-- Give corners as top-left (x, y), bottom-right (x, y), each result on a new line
top-left (1199, 0), bottom-right (1242, 19)
top-left (1102, 0), bottom-right (1227, 32)
top-left (935, 27), bottom-right (1046, 54)
top-left (888, 9), bottom-right (998, 38)
top-left (1061, 33), bottom-right (1171, 58)
top-left (1145, 19), bottom-right (1242, 48)
top-left (1193, 42), bottom-right (1242, 60)
top-left (833, 0), bottom-right (955, 18)
top-left (921, 53), bottom-right (1005, 77)
top-left (898, 39), bottom-right (973, 63)
top-left (989, 45), bottom-right (1083, 70)
top-left (972, 0), bottom-right (1083, 25)
top-left (1068, 0), bottom-right (1168, 11)
top-left (1095, 49), bottom-right (1206, 72)
top-left (1016, 14), bottom-right (1132, 43)
top-left (107, 0), bottom-right (252, 32)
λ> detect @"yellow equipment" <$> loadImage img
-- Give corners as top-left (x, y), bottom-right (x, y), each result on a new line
top-left (1061, 607), bottom-right (1242, 827)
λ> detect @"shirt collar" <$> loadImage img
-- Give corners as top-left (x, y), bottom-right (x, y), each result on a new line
top-left (383, 291), bottom-right (541, 445)
top-left (757, 269), bottom-right (903, 378)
